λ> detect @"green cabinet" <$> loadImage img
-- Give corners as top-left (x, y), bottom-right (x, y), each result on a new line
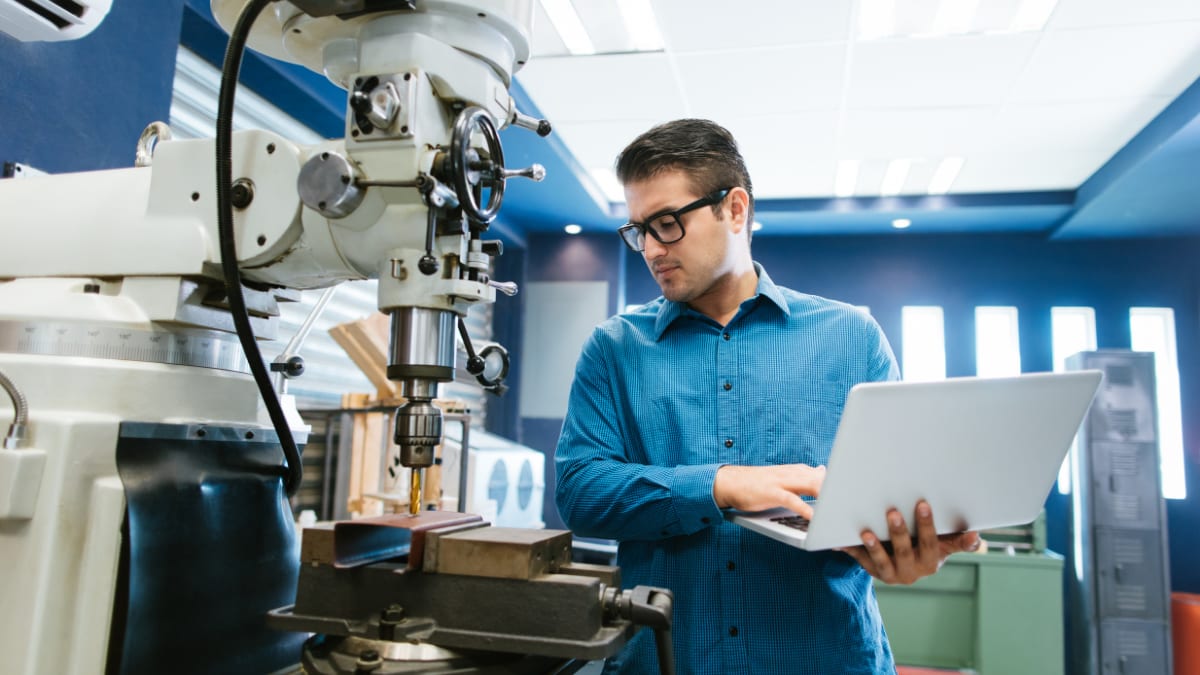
top-left (874, 552), bottom-right (1064, 674)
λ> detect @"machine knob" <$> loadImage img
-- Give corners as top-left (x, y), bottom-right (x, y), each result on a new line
top-left (297, 151), bottom-right (364, 219)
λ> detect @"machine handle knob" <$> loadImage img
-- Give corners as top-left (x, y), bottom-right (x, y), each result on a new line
top-left (488, 280), bottom-right (519, 296)
top-left (510, 107), bottom-right (553, 137)
top-left (499, 164), bottom-right (546, 182)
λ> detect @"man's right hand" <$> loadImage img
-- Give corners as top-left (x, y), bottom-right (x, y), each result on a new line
top-left (713, 464), bottom-right (826, 519)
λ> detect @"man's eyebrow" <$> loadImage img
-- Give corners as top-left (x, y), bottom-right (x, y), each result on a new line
top-left (633, 204), bottom-right (680, 225)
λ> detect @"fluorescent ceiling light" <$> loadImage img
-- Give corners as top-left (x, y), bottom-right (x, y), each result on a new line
top-left (616, 0), bottom-right (664, 51)
top-left (880, 159), bottom-right (912, 197)
top-left (564, 224), bottom-right (582, 234)
top-left (928, 157), bottom-right (965, 195)
top-left (892, 218), bottom-right (912, 229)
top-left (751, 221), bottom-right (763, 232)
top-left (1011, 0), bottom-right (1059, 32)
top-left (540, 0), bottom-right (595, 55)
top-left (930, 0), bottom-right (979, 36)
top-left (858, 0), bottom-right (895, 40)
top-left (834, 160), bottom-right (860, 198)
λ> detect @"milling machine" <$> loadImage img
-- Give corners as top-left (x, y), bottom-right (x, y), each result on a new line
top-left (0, 1), bottom-right (672, 673)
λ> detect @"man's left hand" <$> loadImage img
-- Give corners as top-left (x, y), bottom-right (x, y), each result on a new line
top-left (836, 500), bottom-right (981, 585)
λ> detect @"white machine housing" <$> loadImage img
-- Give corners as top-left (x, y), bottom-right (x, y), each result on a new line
top-left (0, 0), bottom-right (112, 42)
top-left (0, 2), bottom-right (540, 673)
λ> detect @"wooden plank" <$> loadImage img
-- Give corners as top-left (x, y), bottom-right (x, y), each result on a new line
top-left (343, 392), bottom-right (371, 516)
top-left (329, 312), bottom-right (395, 399)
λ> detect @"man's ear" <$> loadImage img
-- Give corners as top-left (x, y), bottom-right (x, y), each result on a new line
top-left (727, 187), bottom-right (750, 234)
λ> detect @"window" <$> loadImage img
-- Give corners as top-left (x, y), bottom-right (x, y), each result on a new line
top-left (1051, 307), bottom-right (1098, 494)
top-left (1130, 308), bottom-right (1187, 499)
top-left (975, 306), bottom-right (1021, 377)
top-left (901, 306), bottom-right (946, 382)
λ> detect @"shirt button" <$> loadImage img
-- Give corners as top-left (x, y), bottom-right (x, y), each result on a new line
top-left (701, 517), bottom-right (711, 524)
top-left (660, 530), bottom-right (669, 536)
top-left (723, 381), bottom-right (732, 391)
top-left (726, 561), bottom-right (736, 571)
top-left (729, 627), bottom-right (739, 637)
top-left (723, 332), bottom-right (731, 341)
top-left (724, 438), bottom-right (734, 448)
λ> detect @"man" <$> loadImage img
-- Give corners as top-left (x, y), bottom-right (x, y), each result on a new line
top-left (554, 119), bottom-right (981, 674)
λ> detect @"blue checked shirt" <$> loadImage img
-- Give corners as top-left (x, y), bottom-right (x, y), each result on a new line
top-left (555, 264), bottom-right (901, 674)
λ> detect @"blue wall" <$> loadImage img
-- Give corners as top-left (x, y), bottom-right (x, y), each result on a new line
top-left (520, 231), bottom-right (1200, 592)
top-left (0, 2), bottom-right (185, 172)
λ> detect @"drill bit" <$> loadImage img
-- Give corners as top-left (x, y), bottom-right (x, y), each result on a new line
top-left (409, 468), bottom-right (422, 516)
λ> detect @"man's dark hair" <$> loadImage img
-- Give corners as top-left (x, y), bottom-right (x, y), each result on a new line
top-left (615, 119), bottom-right (756, 242)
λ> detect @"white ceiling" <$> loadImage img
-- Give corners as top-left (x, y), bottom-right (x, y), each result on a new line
top-left (514, 0), bottom-right (1200, 204)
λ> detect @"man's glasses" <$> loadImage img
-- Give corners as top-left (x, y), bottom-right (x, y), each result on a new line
top-left (618, 187), bottom-right (732, 252)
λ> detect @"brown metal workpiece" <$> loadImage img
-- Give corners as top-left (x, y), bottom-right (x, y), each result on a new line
top-left (428, 527), bottom-right (573, 580)
top-left (299, 511), bottom-right (484, 569)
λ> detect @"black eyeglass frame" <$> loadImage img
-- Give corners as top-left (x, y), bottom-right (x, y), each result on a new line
top-left (617, 187), bottom-right (733, 252)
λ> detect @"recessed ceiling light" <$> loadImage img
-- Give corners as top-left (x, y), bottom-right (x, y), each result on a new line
top-left (540, 0), bottom-right (595, 55)
top-left (892, 218), bottom-right (912, 229)
top-left (564, 224), bottom-right (582, 235)
top-left (881, 159), bottom-right (912, 197)
top-left (834, 160), bottom-right (860, 198)
top-left (616, 0), bottom-right (664, 51)
top-left (751, 221), bottom-right (763, 232)
top-left (928, 157), bottom-right (965, 195)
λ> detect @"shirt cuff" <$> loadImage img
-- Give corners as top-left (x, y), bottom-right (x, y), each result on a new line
top-left (672, 463), bottom-right (725, 533)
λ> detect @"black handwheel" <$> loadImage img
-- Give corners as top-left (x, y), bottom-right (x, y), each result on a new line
top-left (449, 106), bottom-right (505, 224)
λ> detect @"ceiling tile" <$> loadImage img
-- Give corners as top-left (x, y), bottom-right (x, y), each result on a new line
top-left (987, 97), bottom-right (1175, 154)
top-left (548, 119), bottom-right (663, 173)
top-left (868, 0), bottom-right (1026, 38)
top-left (531, 1), bottom-right (567, 56)
top-left (750, 159), bottom-right (836, 198)
top-left (651, 0), bottom-right (852, 52)
top-left (838, 106), bottom-right (1000, 157)
top-left (516, 52), bottom-right (686, 122)
top-left (724, 111), bottom-right (841, 183)
top-left (848, 33), bottom-right (1041, 108)
top-left (952, 150), bottom-right (1112, 192)
top-left (1008, 21), bottom-right (1200, 103)
top-left (572, 3), bottom-right (636, 54)
top-left (675, 44), bottom-right (847, 119)
top-left (1049, 0), bottom-right (1200, 29)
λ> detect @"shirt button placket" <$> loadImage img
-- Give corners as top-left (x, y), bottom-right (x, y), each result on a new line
top-left (715, 324), bottom-right (742, 670)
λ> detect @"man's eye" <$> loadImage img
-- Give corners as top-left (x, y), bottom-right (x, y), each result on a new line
top-left (649, 216), bottom-right (678, 231)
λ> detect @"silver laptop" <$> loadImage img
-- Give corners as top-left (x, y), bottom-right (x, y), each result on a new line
top-left (727, 370), bottom-right (1103, 551)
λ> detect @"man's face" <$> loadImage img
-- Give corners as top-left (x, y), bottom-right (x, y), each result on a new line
top-left (624, 170), bottom-right (735, 305)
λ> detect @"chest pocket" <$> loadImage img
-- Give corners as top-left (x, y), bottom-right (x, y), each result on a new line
top-left (758, 380), bottom-right (851, 467)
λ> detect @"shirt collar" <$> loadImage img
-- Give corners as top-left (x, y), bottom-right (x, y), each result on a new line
top-left (653, 262), bottom-right (790, 339)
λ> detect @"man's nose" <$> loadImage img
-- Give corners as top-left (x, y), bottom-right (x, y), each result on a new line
top-left (643, 233), bottom-right (667, 259)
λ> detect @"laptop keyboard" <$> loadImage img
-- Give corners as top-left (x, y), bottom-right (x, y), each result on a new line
top-left (769, 515), bottom-right (811, 532)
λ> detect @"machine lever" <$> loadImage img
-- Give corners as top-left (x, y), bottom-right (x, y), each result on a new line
top-left (487, 280), bottom-right (518, 296)
top-left (603, 585), bottom-right (676, 675)
top-left (508, 106), bottom-right (553, 137)
top-left (467, 160), bottom-right (545, 183)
